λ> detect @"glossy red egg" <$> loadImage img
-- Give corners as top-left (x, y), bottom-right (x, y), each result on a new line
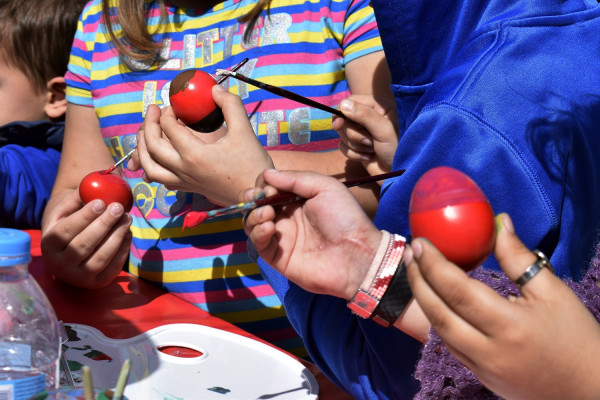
top-left (79, 170), bottom-right (133, 212)
top-left (169, 69), bottom-right (224, 132)
top-left (409, 166), bottom-right (496, 271)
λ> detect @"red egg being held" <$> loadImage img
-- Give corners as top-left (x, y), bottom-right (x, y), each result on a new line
top-left (169, 69), bottom-right (224, 132)
top-left (409, 166), bottom-right (496, 271)
top-left (79, 170), bottom-right (133, 212)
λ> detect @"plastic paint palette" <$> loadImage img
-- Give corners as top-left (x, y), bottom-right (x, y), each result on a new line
top-left (62, 323), bottom-right (318, 399)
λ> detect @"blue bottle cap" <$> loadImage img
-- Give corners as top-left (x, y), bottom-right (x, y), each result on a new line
top-left (0, 228), bottom-right (31, 266)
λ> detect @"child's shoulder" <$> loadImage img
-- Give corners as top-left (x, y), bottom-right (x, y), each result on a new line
top-left (0, 121), bottom-right (64, 150)
top-left (79, 0), bottom-right (105, 23)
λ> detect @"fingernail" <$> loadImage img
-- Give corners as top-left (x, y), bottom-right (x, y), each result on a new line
top-left (92, 200), bottom-right (105, 213)
top-left (340, 99), bottom-right (354, 112)
top-left (404, 245), bottom-right (414, 265)
top-left (496, 213), bottom-right (514, 233)
top-left (361, 138), bottom-right (373, 146)
top-left (412, 239), bottom-right (423, 259)
top-left (214, 84), bottom-right (227, 91)
top-left (109, 203), bottom-right (124, 217)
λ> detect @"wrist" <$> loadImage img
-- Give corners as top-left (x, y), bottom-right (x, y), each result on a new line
top-left (347, 231), bottom-right (410, 326)
top-left (343, 229), bottom-right (386, 300)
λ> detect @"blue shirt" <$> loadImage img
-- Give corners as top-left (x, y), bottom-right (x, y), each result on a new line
top-left (0, 121), bottom-right (63, 228)
top-left (258, 1), bottom-right (600, 398)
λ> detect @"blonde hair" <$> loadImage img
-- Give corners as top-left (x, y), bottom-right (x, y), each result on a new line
top-left (101, 0), bottom-right (272, 64)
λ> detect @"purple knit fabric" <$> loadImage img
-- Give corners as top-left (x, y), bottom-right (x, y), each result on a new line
top-left (413, 245), bottom-right (600, 399)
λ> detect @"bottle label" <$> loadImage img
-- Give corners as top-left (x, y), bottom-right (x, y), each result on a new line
top-left (0, 374), bottom-right (45, 400)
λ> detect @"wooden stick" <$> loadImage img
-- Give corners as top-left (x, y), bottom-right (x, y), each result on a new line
top-left (113, 359), bottom-right (131, 400)
top-left (82, 365), bottom-right (94, 400)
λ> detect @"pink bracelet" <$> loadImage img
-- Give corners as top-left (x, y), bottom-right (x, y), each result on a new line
top-left (347, 231), bottom-right (406, 320)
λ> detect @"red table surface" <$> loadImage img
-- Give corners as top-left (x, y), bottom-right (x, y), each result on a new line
top-left (25, 230), bottom-right (351, 399)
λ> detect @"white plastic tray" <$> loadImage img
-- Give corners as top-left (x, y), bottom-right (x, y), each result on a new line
top-left (62, 323), bottom-right (319, 399)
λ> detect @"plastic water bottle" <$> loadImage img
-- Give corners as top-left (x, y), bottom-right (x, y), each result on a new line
top-left (0, 229), bottom-right (61, 399)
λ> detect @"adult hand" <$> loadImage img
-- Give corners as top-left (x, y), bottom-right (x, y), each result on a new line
top-left (405, 213), bottom-right (600, 400)
top-left (128, 85), bottom-right (274, 206)
top-left (40, 188), bottom-right (132, 289)
top-left (332, 95), bottom-right (398, 177)
top-left (241, 169), bottom-right (382, 299)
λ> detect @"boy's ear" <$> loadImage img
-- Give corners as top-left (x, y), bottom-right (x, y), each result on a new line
top-left (44, 76), bottom-right (67, 120)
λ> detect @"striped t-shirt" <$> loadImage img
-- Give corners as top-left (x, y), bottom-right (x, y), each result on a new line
top-left (66, 0), bottom-right (383, 357)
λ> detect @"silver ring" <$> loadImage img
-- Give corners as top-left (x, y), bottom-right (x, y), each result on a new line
top-left (514, 249), bottom-right (554, 288)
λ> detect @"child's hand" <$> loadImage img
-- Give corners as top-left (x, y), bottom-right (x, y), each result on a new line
top-left (332, 95), bottom-right (398, 177)
top-left (405, 213), bottom-right (600, 400)
top-left (41, 188), bottom-right (132, 288)
top-left (241, 169), bottom-right (382, 300)
top-left (129, 86), bottom-right (274, 206)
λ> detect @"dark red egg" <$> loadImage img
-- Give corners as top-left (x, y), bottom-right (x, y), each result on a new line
top-left (169, 69), bottom-right (224, 132)
top-left (409, 166), bottom-right (496, 271)
top-left (79, 170), bottom-right (133, 212)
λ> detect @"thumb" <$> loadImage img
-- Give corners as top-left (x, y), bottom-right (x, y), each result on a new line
top-left (212, 84), bottom-right (253, 135)
top-left (494, 213), bottom-right (547, 289)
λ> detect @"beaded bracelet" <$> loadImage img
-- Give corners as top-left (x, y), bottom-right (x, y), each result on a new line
top-left (371, 259), bottom-right (412, 327)
top-left (347, 231), bottom-right (406, 321)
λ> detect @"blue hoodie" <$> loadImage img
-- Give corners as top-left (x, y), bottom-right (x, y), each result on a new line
top-left (258, 1), bottom-right (600, 398)
top-left (0, 121), bottom-right (64, 228)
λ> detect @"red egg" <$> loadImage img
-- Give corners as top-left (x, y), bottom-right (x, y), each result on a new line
top-left (79, 170), bottom-right (133, 212)
top-left (169, 69), bottom-right (224, 132)
top-left (409, 166), bottom-right (496, 271)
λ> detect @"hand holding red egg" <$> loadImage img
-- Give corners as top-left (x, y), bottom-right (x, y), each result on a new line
top-left (169, 69), bottom-right (224, 132)
top-left (409, 166), bottom-right (496, 271)
top-left (79, 170), bottom-right (133, 212)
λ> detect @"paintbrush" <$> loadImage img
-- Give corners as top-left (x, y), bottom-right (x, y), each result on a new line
top-left (215, 69), bottom-right (345, 118)
top-left (182, 169), bottom-right (406, 229)
top-left (103, 147), bottom-right (137, 174)
top-left (103, 59), bottom-right (251, 175)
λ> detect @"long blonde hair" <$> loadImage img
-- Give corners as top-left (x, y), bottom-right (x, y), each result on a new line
top-left (101, 0), bottom-right (272, 64)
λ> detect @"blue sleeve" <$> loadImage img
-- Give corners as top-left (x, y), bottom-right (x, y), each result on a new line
top-left (0, 145), bottom-right (60, 228)
top-left (256, 254), bottom-right (421, 400)
top-left (376, 103), bottom-right (591, 279)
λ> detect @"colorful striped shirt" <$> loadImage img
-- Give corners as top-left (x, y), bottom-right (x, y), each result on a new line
top-left (65, 0), bottom-right (382, 357)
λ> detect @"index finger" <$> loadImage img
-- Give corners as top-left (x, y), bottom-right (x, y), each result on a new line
top-left (407, 238), bottom-right (515, 337)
